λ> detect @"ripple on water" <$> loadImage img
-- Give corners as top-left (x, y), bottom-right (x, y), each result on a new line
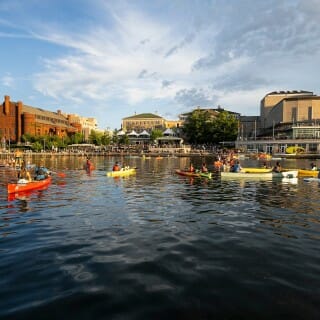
top-left (0, 159), bottom-right (320, 319)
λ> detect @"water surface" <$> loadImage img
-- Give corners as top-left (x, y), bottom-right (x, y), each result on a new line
top-left (0, 156), bottom-right (319, 319)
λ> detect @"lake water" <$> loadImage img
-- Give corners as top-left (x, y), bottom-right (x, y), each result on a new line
top-left (0, 155), bottom-right (320, 319)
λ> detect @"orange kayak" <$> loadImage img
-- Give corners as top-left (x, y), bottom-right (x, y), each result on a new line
top-left (7, 176), bottom-right (52, 194)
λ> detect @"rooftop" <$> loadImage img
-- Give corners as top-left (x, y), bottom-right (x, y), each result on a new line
top-left (123, 113), bottom-right (163, 120)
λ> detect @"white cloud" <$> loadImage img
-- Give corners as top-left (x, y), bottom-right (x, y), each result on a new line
top-left (2, 0), bottom-right (320, 128)
top-left (1, 74), bottom-right (14, 87)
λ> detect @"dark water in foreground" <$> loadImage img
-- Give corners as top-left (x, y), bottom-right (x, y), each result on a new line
top-left (0, 155), bottom-right (320, 319)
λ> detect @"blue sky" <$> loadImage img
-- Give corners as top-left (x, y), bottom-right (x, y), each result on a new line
top-left (1, 0), bottom-right (320, 130)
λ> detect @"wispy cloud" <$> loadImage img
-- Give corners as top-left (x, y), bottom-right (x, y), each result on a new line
top-left (1, 0), bottom-right (320, 128)
top-left (1, 73), bottom-right (14, 87)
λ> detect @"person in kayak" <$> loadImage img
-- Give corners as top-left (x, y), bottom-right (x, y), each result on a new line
top-left (17, 162), bottom-right (32, 182)
top-left (201, 162), bottom-right (208, 173)
top-left (272, 161), bottom-right (282, 173)
top-left (189, 163), bottom-right (195, 172)
top-left (85, 157), bottom-right (93, 171)
top-left (231, 160), bottom-right (242, 172)
top-left (310, 162), bottom-right (318, 170)
top-left (35, 161), bottom-right (50, 180)
top-left (112, 161), bottom-right (121, 171)
top-left (121, 163), bottom-right (130, 171)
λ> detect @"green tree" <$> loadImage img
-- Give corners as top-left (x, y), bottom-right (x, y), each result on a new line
top-left (211, 111), bottom-right (238, 143)
top-left (88, 130), bottom-right (103, 145)
top-left (71, 133), bottom-right (84, 144)
top-left (31, 141), bottom-right (42, 152)
top-left (112, 130), bottom-right (119, 144)
top-left (183, 110), bottom-right (238, 144)
top-left (182, 109), bottom-right (211, 144)
top-left (101, 132), bottom-right (112, 145)
top-left (150, 129), bottom-right (163, 142)
top-left (118, 134), bottom-right (129, 145)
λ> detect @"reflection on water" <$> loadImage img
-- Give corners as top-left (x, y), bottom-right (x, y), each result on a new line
top-left (0, 156), bottom-right (320, 319)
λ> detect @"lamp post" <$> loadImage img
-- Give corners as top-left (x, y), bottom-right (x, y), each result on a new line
top-left (254, 120), bottom-right (256, 140)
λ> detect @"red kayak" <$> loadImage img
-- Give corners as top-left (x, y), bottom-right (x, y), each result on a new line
top-left (175, 169), bottom-right (212, 179)
top-left (7, 176), bottom-right (52, 194)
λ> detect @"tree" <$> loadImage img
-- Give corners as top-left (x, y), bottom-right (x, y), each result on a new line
top-left (101, 132), bottom-right (112, 145)
top-left (71, 133), bottom-right (84, 144)
top-left (211, 111), bottom-right (238, 142)
top-left (88, 130), bottom-right (103, 145)
top-left (182, 109), bottom-right (211, 144)
top-left (31, 141), bottom-right (42, 152)
top-left (150, 129), bottom-right (163, 142)
top-left (182, 109), bottom-right (238, 144)
top-left (118, 134), bottom-right (129, 145)
top-left (112, 130), bottom-right (119, 144)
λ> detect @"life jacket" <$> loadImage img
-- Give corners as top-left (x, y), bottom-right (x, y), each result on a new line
top-left (113, 164), bottom-right (120, 171)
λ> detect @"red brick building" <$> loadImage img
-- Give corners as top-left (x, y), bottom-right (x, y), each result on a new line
top-left (0, 95), bottom-right (80, 144)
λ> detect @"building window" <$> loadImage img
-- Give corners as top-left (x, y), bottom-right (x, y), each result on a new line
top-left (308, 106), bottom-right (312, 121)
top-left (292, 107), bottom-right (297, 123)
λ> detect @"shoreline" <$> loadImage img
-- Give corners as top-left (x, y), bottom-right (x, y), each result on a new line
top-left (1, 151), bottom-right (320, 160)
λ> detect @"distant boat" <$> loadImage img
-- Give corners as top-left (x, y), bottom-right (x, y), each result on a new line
top-left (221, 170), bottom-right (298, 179)
top-left (106, 168), bottom-right (136, 177)
top-left (286, 146), bottom-right (304, 154)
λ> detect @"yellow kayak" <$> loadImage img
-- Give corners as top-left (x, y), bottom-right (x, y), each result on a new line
top-left (298, 169), bottom-right (319, 177)
top-left (107, 168), bottom-right (136, 177)
top-left (242, 168), bottom-right (272, 173)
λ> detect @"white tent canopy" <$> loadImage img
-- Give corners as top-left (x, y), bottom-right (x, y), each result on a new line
top-left (117, 130), bottom-right (126, 136)
top-left (163, 128), bottom-right (174, 136)
top-left (128, 130), bottom-right (138, 136)
top-left (139, 130), bottom-right (150, 136)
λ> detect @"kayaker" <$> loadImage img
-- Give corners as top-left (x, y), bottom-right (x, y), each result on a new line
top-left (17, 163), bottom-right (32, 182)
top-left (112, 161), bottom-right (121, 171)
top-left (310, 163), bottom-right (318, 170)
top-left (121, 163), bottom-right (129, 171)
top-left (231, 160), bottom-right (242, 172)
top-left (272, 161), bottom-right (281, 173)
top-left (35, 161), bottom-right (50, 180)
top-left (201, 162), bottom-right (208, 173)
top-left (189, 163), bottom-right (195, 172)
top-left (86, 157), bottom-right (93, 171)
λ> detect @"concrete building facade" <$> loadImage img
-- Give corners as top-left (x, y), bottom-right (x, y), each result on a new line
top-left (122, 113), bottom-right (165, 132)
top-left (66, 114), bottom-right (98, 142)
top-left (237, 90), bottom-right (320, 154)
top-left (260, 90), bottom-right (316, 129)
